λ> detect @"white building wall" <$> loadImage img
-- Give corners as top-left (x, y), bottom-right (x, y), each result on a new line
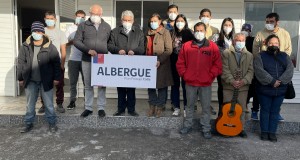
top-left (0, 0), bottom-right (16, 96)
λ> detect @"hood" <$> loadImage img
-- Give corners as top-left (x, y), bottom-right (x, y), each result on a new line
top-left (24, 34), bottom-right (51, 48)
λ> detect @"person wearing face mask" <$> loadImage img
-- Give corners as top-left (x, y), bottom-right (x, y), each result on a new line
top-left (17, 21), bottom-right (61, 133)
top-left (37, 11), bottom-right (68, 114)
top-left (212, 17), bottom-right (236, 117)
top-left (199, 8), bottom-right (219, 40)
top-left (108, 10), bottom-right (145, 117)
top-left (163, 4), bottom-right (179, 31)
top-left (221, 33), bottom-right (254, 138)
top-left (254, 35), bottom-right (293, 142)
top-left (177, 22), bottom-right (222, 139)
top-left (169, 14), bottom-right (194, 117)
top-left (74, 4), bottom-right (111, 118)
top-left (145, 13), bottom-right (173, 118)
top-left (252, 13), bottom-right (291, 122)
top-left (65, 10), bottom-right (86, 110)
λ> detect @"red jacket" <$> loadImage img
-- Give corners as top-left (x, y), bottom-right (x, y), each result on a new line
top-left (176, 39), bottom-right (222, 87)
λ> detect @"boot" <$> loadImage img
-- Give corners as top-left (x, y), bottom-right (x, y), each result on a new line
top-left (147, 105), bottom-right (156, 117)
top-left (156, 106), bottom-right (163, 118)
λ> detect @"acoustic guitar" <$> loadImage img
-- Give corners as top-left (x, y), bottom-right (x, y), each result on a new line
top-left (216, 69), bottom-right (243, 136)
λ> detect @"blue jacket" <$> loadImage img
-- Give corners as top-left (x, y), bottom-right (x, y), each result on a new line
top-left (254, 51), bottom-right (293, 96)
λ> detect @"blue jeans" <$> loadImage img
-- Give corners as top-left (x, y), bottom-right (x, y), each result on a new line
top-left (25, 81), bottom-right (56, 125)
top-left (258, 93), bottom-right (284, 133)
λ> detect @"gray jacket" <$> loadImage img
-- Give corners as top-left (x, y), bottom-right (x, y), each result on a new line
top-left (74, 18), bottom-right (111, 62)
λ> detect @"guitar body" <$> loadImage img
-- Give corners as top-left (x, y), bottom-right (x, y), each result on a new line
top-left (216, 102), bottom-right (243, 136)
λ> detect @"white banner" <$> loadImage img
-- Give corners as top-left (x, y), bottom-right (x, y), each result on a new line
top-left (91, 54), bottom-right (157, 88)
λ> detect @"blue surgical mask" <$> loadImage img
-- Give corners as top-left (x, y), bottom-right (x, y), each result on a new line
top-left (32, 32), bottom-right (43, 41)
top-left (235, 41), bottom-right (245, 51)
top-left (150, 22), bottom-right (159, 30)
top-left (45, 19), bottom-right (55, 27)
top-left (75, 17), bottom-right (85, 24)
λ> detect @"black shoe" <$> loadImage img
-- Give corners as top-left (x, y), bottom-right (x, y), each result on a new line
top-left (56, 103), bottom-right (65, 113)
top-left (49, 124), bottom-right (58, 133)
top-left (38, 105), bottom-right (45, 113)
top-left (80, 110), bottom-right (93, 117)
top-left (98, 110), bottom-right (106, 117)
top-left (268, 133), bottom-right (277, 142)
top-left (180, 127), bottom-right (192, 134)
top-left (67, 101), bottom-right (76, 110)
top-left (20, 124), bottom-right (33, 133)
top-left (239, 130), bottom-right (248, 138)
top-left (260, 132), bottom-right (268, 141)
top-left (128, 111), bottom-right (139, 117)
top-left (113, 111), bottom-right (125, 116)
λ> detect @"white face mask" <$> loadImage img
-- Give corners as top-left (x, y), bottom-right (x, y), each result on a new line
top-left (241, 31), bottom-right (249, 37)
top-left (201, 17), bottom-right (210, 24)
top-left (169, 13), bottom-right (177, 21)
top-left (122, 21), bottom-right (132, 31)
top-left (223, 27), bottom-right (232, 34)
top-left (265, 23), bottom-right (275, 31)
top-left (90, 15), bottom-right (101, 24)
top-left (194, 31), bottom-right (205, 41)
top-left (176, 22), bottom-right (185, 30)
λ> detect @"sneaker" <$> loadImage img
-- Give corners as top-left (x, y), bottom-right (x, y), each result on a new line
top-left (113, 111), bottom-right (125, 116)
top-left (171, 104), bottom-right (176, 111)
top-left (210, 106), bottom-right (217, 115)
top-left (172, 108), bottom-right (180, 116)
top-left (67, 101), bottom-right (76, 110)
top-left (180, 127), bottom-right (192, 134)
top-left (49, 124), bottom-right (58, 133)
top-left (278, 114), bottom-right (285, 122)
top-left (239, 130), bottom-right (248, 138)
top-left (80, 110), bottom-right (93, 118)
top-left (251, 111), bottom-right (258, 120)
top-left (268, 133), bottom-right (277, 142)
top-left (38, 105), bottom-right (45, 113)
top-left (56, 104), bottom-right (65, 113)
top-left (20, 124), bottom-right (33, 133)
top-left (98, 110), bottom-right (106, 117)
top-left (203, 131), bottom-right (212, 139)
top-left (128, 111), bottom-right (139, 117)
top-left (183, 109), bottom-right (186, 118)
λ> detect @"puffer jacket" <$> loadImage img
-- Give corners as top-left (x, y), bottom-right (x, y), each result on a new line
top-left (17, 35), bottom-right (61, 91)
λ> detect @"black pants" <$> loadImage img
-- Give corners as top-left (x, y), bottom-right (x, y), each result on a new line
top-left (247, 77), bottom-right (260, 112)
top-left (217, 75), bottom-right (223, 116)
top-left (117, 87), bottom-right (136, 113)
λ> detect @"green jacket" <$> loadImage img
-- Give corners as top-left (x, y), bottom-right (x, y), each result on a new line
top-left (221, 45), bottom-right (254, 91)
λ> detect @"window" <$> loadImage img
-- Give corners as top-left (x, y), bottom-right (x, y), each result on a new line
top-left (245, 2), bottom-right (300, 69)
top-left (115, 0), bottom-right (169, 33)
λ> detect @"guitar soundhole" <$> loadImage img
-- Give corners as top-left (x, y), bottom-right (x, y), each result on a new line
top-left (227, 111), bottom-right (236, 117)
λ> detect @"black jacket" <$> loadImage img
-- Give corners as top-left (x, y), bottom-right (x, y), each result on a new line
top-left (108, 25), bottom-right (145, 55)
top-left (74, 18), bottom-right (111, 62)
top-left (17, 35), bottom-right (61, 91)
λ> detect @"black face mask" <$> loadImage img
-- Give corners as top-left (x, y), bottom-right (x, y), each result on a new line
top-left (267, 46), bottom-right (279, 53)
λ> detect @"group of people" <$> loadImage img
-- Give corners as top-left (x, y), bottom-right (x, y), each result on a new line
top-left (17, 4), bottom-right (294, 142)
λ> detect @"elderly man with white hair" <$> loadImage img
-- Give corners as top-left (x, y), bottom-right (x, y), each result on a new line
top-left (108, 10), bottom-right (145, 116)
top-left (74, 4), bottom-right (111, 118)
top-left (221, 32), bottom-right (254, 138)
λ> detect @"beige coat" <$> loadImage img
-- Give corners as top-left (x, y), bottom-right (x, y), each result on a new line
top-left (221, 46), bottom-right (254, 91)
top-left (146, 27), bottom-right (173, 89)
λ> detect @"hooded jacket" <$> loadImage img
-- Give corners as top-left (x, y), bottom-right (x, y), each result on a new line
top-left (17, 35), bottom-right (61, 91)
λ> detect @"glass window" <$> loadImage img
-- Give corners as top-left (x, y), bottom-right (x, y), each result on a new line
top-left (274, 3), bottom-right (300, 67)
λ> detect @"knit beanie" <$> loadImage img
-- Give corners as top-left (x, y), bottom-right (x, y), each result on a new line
top-left (31, 21), bottom-right (45, 33)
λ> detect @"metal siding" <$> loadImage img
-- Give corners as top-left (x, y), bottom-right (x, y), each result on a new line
top-left (0, 0), bottom-right (16, 96)
top-left (60, 0), bottom-right (76, 19)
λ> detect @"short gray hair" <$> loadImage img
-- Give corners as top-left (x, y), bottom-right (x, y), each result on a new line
top-left (234, 32), bottom-right (246, 40)
top-left (121, 10), bottom-right (134, 20)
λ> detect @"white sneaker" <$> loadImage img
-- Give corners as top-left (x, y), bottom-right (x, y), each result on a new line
top-left (184, 109), bottom-right (186, 118)
top-left (172, 108), bottom-right (180, 116)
